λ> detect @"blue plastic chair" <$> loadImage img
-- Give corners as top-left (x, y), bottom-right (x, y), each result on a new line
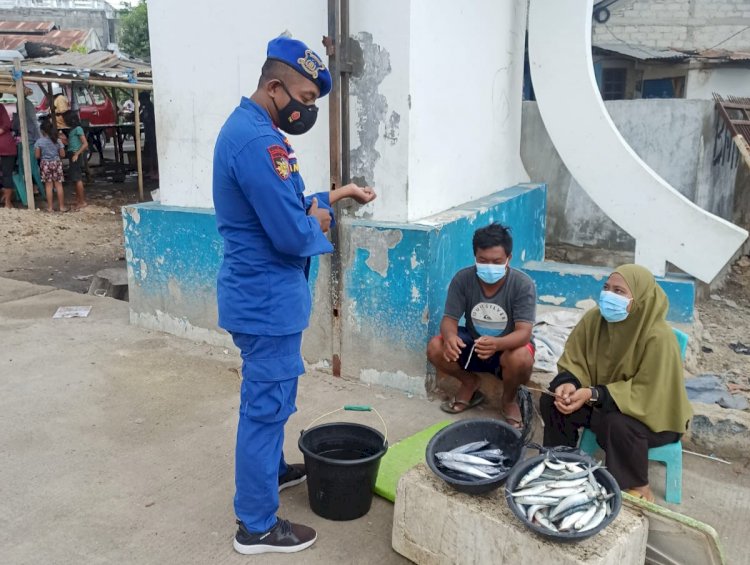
top-left (578, 327), bottom-right (688, 504)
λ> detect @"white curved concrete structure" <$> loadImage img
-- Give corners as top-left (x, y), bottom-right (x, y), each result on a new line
top-left (528, 0), bottom-right (748, 283)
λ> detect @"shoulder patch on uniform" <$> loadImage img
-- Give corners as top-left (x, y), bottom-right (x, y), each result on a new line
top-left (268, 145), bottom-right (290, 180)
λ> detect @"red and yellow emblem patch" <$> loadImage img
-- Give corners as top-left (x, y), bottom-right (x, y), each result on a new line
top-left (268, 145), bottom-right (290, 180)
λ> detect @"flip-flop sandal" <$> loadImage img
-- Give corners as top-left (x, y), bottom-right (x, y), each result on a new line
top-left (625, 489), bottom-right (656, 503)
top-left (440, 390), bottom-right (485, 414)
top-left (501, 409), bottom-right (524, 430)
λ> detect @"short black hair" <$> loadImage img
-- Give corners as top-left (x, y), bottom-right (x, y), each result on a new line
top-left (258, 58), bottom-right (295, 88)
top-left (64, 110), bottom-right (80, 128)
top-left (472, 223), bottom-right (513, 256)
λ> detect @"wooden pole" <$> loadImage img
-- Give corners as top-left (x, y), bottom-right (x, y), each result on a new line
top-left (13, 59), bottom-right (35, 211)
top-left (133, 88), bottom-right (144, 202)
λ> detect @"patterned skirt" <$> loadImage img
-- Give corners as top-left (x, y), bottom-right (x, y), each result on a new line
top-left (40, 159), bottom-right (64, 183)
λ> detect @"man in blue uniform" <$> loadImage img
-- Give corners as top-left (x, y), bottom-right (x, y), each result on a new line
top-left (213, 36), bottom-right (376, 555)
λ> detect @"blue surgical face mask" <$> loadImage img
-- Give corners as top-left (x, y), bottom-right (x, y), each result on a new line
top-left (476, 261), bottom-right (507, 284)
top-left (599, 290), bottom-right (631, 323)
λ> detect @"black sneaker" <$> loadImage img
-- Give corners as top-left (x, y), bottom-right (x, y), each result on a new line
top-left (278, 463), bottom-right (306, 492)
top-left (233, 519), bottom-right (317, 555)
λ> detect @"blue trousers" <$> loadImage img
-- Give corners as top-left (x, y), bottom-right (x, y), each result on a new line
top-left (232, 332), bottom-right (303, 534)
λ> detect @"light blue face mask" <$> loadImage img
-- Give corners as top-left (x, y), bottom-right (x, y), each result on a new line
top-left (475, 262), bottom-right (507, 284)
top-left (599, 290), bottom-right (631, 323)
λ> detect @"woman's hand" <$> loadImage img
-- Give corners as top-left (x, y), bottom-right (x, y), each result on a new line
top-left (554, 385), bottom-right (592, 415)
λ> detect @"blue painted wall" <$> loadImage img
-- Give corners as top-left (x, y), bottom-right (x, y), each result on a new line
top-left (122, 182), bottom-right (695, 392)
top-left (524, 260), bottom-right (695, 322)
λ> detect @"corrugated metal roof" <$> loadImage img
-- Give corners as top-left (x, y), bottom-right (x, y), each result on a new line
top-left (594, 43), bottom-right (689, 60)
top-left (0, 29), bottom-right (92, 50)
top-left (594, 43), bottom-right (750, 63)
top-left (0, 21), bottom-right (56, 35)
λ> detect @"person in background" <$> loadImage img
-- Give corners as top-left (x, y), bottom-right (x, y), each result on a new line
top-left (138, 91), bottom-right (158, 178)
top-left (63, 111), bottom-right (88, 210)
top-left (53, 86), bottom-right (70, 130)
top-left (34, 119), bottom-right (67, 213)
top-left (540, 264), bottom-right (693, 502)
top-left (14, 86), bottom-right (44, 197)
top-left (0, 103), bottom-right (17, 208)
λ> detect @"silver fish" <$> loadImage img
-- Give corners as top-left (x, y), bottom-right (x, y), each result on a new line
top-left (579, 503), bottom-right (607, 532)
top-left (450, 440), bottom-right (490, 454)
top-left (548, 492), bottom-right (596, 521)
top-left (544, 460), bottom-right (567, 471)
top-left (515, 495), bottom-right (560, 506)
top-left (545, 486), bottom-right (586, 498)
top-left (546, 477), bottom-right (588, 489)
top-left (559, 510), bottom-right (587, 531)
top-left (470, 449), bottom-right (507, 462)
top-left (437, 459), bottom-right (492, 479)
top-left (533, 510), bottom-right (558, 532)
top-left (526, 504), bottom-right (545, 521)
top-left (435, 452), bottom-right (499, 466)
top-left (517, 460), bottom-right (547, 488)
top-left (574, 504), bottom-right (599, 530)
top-left (511, 484), bottom-right (552, 497)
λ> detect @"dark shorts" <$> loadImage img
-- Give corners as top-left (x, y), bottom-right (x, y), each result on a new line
top-left (439, 326), bottom-right (535, 377)
top-left (67, 154), bottom-right (83, 182)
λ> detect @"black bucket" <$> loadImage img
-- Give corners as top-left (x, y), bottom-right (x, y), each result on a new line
top-left (298, 422), bottom-right (388, 521)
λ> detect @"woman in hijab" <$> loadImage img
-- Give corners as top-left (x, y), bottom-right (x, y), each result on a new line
top-left (540, 264), bottom-right (692, 502)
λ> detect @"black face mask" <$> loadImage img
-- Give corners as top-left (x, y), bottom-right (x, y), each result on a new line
top-left (274, 82), bottom-right (318, 135)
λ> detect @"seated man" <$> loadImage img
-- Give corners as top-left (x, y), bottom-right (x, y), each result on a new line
top-left (427, 223), bottom-right (537, 429)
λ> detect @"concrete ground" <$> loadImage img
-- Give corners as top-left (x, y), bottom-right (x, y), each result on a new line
top-left (1, 278), bottom-right (749, 564)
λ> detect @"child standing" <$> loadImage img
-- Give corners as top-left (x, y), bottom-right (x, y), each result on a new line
top-left (0, 104), bottom-right (17, 208)
top-left (34, 119), bottom-right (67, 212)
top-left (64, 111), bottom-right (89, 209)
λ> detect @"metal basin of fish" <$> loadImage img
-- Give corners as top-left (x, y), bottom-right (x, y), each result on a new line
top-left (504, 451), bottom-right (622, 542)
top-left (426, 419), bottom-right (525, 495)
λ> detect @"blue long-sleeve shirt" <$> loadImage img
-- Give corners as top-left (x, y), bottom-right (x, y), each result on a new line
top-left (213, 98), bottom-right (334, 336)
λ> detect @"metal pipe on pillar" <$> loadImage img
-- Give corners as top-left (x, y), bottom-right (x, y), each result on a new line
top-left (324, 0), bottom-right (350, 377)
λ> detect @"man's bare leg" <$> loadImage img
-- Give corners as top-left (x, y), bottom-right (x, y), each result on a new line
top-left (427, 336), bottom-right (480, 412)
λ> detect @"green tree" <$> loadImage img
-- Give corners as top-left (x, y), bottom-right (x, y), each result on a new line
top-left (119, 1), bottom-right (150, 61)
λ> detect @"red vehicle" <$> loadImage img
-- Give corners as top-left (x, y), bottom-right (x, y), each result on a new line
top-left (31, 82), bottom-right (117, 132)
top-left (1, 82), bottom-right (116, 133)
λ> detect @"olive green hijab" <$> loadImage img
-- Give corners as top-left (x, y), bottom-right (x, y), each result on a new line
top-left (558, 264), bottom-right (692, 433)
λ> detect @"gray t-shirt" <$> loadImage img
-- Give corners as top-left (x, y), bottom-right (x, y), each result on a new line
top-left (34, 136), bottom-right (63, 161)
top-left (443, 266), bottom-right (537, 339)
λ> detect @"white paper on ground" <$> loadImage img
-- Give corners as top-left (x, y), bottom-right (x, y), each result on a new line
top-left (53, 306), bottom-right (92, 319)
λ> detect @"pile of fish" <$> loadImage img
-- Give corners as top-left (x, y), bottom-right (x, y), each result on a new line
top-left (509, 455), bottom-right (615, 534)
top-left (434, 440), bottom-right (513, 481)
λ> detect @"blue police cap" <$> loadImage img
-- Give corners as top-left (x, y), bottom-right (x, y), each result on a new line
top-left (266, 36), bottom-right (332, 97)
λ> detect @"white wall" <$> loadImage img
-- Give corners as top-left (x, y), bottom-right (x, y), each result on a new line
top-left (148, 0), bottom-right (529, 221)
top-left (687, 67), bottom-right (750, 99)
top-left (406, 0), bottom-right (529, 221)
top-left (348, 0), bottom-right (411, 222)
top-left (148, 0), bottom-right (329, 208)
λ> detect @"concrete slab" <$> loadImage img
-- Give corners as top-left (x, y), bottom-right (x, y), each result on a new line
top-left (0, 277), bottom-right (55, 304)
top-left (393, 464), bottom-right (648, 565)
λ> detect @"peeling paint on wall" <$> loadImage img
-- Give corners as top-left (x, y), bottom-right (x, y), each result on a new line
top-left (350, 227), bottom-right (403, 277)
top-left (539, 295), bottom-right (566, 305)
top-left (350, 32), bottom-right (392, 187)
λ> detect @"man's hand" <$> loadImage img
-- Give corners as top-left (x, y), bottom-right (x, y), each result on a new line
top-left (343, 183), bottom-right (377, 205)
top-left (71, 153), bottom-right (79, 163)
top-left (442, 334), bottom-right (466, 363)
top-left (474, 336), bottom-right (498, 360)
top-left (308, 197), bottom-right (331, 233)
top-left (554, 384), bottom-right (591, 415)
